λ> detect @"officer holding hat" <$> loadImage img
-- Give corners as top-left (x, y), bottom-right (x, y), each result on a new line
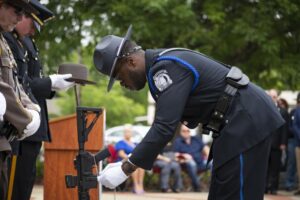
top-left (0, 0), bottom-right (41, 199)
top-left (3, 1), bottom-right (74, 199)
top-left (94, 26), bottom-right (285, 199)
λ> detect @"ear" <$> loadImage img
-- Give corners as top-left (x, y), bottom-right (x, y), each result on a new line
top-left (127, 56), bottom-right (136, 68)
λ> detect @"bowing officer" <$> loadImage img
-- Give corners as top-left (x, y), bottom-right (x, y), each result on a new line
top-left (94, 26), bottom-right (285, 200)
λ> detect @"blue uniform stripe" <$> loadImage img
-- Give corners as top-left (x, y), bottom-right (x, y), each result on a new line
top-left (156, 56), bottom-right (200, 92)
top-left (240, 154), bottom-right (244, 200)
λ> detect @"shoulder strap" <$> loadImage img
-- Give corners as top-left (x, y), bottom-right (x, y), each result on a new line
top-left (159, 48), bottom-right (231, 68)
top-left (147, 48), bottom-right (201, 96)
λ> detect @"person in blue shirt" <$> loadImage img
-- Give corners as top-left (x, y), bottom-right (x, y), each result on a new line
top-left (114, 124), bottom-right (145, 194)
top-left (173, 124), bottom-right (209, 191)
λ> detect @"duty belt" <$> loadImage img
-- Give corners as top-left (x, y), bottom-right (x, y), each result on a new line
top-left (202, 67), bottom-right (249, 138)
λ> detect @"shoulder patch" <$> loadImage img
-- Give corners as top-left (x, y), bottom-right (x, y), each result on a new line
top-left (153, 69), bottom-right (173, 92)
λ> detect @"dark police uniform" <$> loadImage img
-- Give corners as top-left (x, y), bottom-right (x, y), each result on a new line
top-left (129, 49), bottom-right (285, 200)
top-left (4, 31), bottom-right (36, 156)
top-left (4, 33), bottom-right (54, 200)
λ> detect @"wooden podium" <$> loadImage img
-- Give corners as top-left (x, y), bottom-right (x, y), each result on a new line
top-left (44, 109), bottom-right (105, 200)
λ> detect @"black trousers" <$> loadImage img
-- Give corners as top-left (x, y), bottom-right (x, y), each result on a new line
top-left (0, 152), bottom-right (9, 200)
top-left (265, 149), bottom-right (282, 192)
top-left (208, 135), bottom-right (272, 200)
top-left (11, 141), bottom-right (42, 200)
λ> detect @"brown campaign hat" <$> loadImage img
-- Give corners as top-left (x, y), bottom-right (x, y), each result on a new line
top-left (58, 63), bottom-right (96, 85)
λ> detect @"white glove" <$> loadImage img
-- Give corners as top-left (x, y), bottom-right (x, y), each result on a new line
top-left (0, 92), bottom-right (6, 121)
top-left (98, 162), bottom-right (128, 189)
top-left (19, 109), bottom-right (41, 140)
top-left (49, 74), bottom-right (75, 91)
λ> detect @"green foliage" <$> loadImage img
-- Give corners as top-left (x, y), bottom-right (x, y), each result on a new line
top-left (57, 83), bottom-right (145, 127)
top-left (37, 0), bottom-right (299, 124)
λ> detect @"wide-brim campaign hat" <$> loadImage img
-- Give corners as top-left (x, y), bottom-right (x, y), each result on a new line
top-left (29, 0), bottom-right (55, 32)
top-left (6, 0), bottom-right (38, 15)
top-left (93, 25), bottom-right (132, 92)
top-left (58, 63), bottom-right (96, 85)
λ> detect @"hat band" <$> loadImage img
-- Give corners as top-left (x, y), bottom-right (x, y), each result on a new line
top-left (118, 46), bottom-right (142, 58)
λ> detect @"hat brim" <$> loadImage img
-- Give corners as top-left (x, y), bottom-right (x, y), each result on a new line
top-left (107, 25), bottom-right (132, 92)
top-left (29, 0), bottom-right (55, 25)
top-left (33, 20), bottom-right (41, 32)
top-left (66, 78), bottom-right (96, 85)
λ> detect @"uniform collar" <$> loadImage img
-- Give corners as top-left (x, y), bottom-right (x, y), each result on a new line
top-left (145, 49), bottom-right (163, 74)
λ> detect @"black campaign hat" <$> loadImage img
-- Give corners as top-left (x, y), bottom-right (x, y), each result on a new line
top-left (6, 0), bottom-right (38, 15)
top-left (93, 25), bottom-right (132, 92)
top-left (29, 0), bottom-right (54, 31)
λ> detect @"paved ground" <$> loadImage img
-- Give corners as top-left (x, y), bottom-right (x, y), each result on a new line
top-left (31, 185), bottom-right (300, 200)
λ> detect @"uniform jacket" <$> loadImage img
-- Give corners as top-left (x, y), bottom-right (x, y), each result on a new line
top-left (130, 49), bottom-right (285, 170)
top-left (22, 37), bottom-right (54, 142)
top-left (3, 32), bottom-right (37, 103)
top-left (0, 33), bottom-right (39, 135)
top-left (4, 33), bottom-right (52, 145)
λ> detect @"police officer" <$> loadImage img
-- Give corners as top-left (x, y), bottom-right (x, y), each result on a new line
top-left (0, 0), bottom-right (41, 199)
top-left (3, 1), bottom-right (74, 199)
top-left (94, 26), bottom-right (285, 200)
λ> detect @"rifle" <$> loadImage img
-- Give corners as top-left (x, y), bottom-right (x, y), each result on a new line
top-left (65, 106), bottom-right (110, 200)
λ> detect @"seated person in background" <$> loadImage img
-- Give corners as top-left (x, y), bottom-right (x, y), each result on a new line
top-left (153, 142), bottom-right (183, 193)
top-left (115, 124), bottom-right (145, 194)
top-left (173, 124), bottom-right (210, 192)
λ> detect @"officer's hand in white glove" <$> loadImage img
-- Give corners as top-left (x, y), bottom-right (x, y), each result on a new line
top-left (19, 109), bottom-right (41, 140)
top-left (0, 92), bottom-right (6, 121)
top-left (98, 162), bottom-right (128, 189)
top-left (49, 74), bottom-right (75, 91)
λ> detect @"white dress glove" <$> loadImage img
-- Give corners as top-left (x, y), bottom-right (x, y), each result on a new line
top-left (98, 162), bottom-right (128, 189)
top-left (49, 74), bottom-right (75, 91)
top-left (19, 109), bottom-right (41, 140)
top-left (0, 92), bottom-right (6, 121)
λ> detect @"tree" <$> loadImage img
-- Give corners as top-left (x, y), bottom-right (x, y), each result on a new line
top-left (36, 0), bottom-right (300, 124)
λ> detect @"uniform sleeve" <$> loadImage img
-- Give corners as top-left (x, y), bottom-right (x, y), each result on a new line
top-left (0, 81), bottom-right (31, 134)
top-left (30, 77), bottom-right (55, 99)
top-left (130, 61), bottom-right (195, 170)
top-left (18, 81), bottom-right (40, 112)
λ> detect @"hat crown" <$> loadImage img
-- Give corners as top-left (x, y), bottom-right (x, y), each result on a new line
top-left (93, 35), bottom-right (123, 76)
top-left (93, 25), bottom-right (132, 91)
